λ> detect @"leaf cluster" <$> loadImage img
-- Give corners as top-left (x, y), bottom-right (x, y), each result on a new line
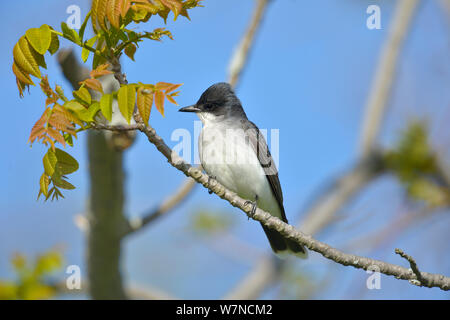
top-left (0, 250), bottom-right (63, 300)
top-left (384, 122), bottom-right (450, 207)
top-left (12, 0), bottom-right (202, 201)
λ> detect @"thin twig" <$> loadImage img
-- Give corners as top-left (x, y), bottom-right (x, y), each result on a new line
top-left (395, 248), bottom-right (424, 286)
top-left (124, 177), bottom-right (196, 236)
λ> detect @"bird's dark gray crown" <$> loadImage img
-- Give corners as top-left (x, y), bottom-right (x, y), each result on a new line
top-left (196, 82), bottom-right (247, 118)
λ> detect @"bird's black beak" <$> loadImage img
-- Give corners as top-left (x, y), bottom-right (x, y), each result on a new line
top-left (178, 104), bottom-right (201, 113)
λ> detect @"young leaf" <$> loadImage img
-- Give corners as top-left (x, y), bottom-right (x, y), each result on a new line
top-left (55, 85), bottom-right (68, 102)
top-left (81, 78), bottom-right (103, 93)
top-left (165, 93), bottom-right (178, 105)
top-left (48, 29), bottom-right (60, 55)
top-left (46, 127), bottom-right (66, 146)
top-left (54, 148), bottom-right (79, 175)
top-left (91, 0), bottom-right (99, 32)
top-left (43, 149), bottom-right (58, 176)
top-left (78, 10), bottom-right (91, 42)
top-left (73, 87), bottom-right (91, 105)
top-left (61, 22), bottom-right (80, 45)
top-left (81, 35), bottom-right (98, 62)
top-left (117, 85), bottom-right (136, 123)
top-left (165, 83), bottom-right (182, 94)
top-left (106, 0), bottom-right (121, 29)
top-left (96, 0), bottom-right (109, 31)
top-left (13, 36), bottom-right (41, 78)
top-left (137, 87), bottom-right (153, 125)
top-left (154, 90), bottom-right (165, 116)
top-left (39, 173), bottom-right (50, 198)
top-left (124, 43), bottom-right (137, 61)
top-left (88, 101), bottom-right (101, 120)
top-left (90, 63), bottom-right (113, 78)
top-left (25, 24), bottom-right (52, 55)
top-left (119, 0), bottom-right (131, 17)
top-left (12, 62), bottom-right (34, 86)
top-left (160, 0), bottom-right (182, 20)
top-left (52, 177), bottom-right (76, 190)
top-left (64, 100), bottom-right (86, 114)
top-left (100, 93), bottom-right (113, 121)
top-left (63, 133), bottom-right (74, 147)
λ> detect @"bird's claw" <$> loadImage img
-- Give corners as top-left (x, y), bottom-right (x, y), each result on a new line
top-left (207, 175), bottom-right (216, 194)
top-left (244, 200), bottom-right (257, 220)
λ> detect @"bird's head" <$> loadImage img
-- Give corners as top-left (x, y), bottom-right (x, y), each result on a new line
top-left (179, 82), bottom-right (246, 123)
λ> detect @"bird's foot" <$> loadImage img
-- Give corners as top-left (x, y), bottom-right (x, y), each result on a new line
top-left (244, 196), bottom-right (258, 220)
top-left (207, 175), bottom-right (216, 194)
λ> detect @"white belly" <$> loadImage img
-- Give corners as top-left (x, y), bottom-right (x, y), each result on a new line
top-left (199, 124), bottom-right (283, 219)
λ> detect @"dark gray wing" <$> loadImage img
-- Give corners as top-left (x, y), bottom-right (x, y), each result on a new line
top-left (241, 120), bottom-right (287, 222)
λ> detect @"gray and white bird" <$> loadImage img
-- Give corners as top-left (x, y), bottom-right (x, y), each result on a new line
top-left (179, 82), bottom-right (307, 258)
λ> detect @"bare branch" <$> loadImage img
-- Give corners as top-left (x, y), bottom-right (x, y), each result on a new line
top-left (124, 177), bottom-right (196, 236)
top-left (359, 0), bottom-right (420, 157)
top-left (395, 248), bottom-right (424, 286)
top-left (301, 154), bottom-right (383, 235)
top-left (227, 0), bottom-right (270, 88)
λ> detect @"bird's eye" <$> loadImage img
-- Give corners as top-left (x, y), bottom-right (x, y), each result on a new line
top-left (204, 103), bottom-right (214, 110)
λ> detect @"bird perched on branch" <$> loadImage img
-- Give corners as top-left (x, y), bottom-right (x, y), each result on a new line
top-left (179, 82), bottom-right (307, 258)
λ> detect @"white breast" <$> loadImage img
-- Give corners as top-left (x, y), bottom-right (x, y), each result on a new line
top-left (199, 122), bottom-right (283, 219)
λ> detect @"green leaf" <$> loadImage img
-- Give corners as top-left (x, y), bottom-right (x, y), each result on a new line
top-left (78, 10), bottom-right (92, 42)
top-left (100, 93), bottom-right (113, 121)
top-left (64, 100), bottom-right (85, 113)
top-left (25, 24), bottom-right (52, 55)
top-left (54, 148), bottom-right (79, 175)
top-left (73, 87), bottom-right (91, 105)
top-left (48, 29), bottom-right (60, 55)
top-left (52, 176), bottom-right (76, 190)
top-left (63, 133), bottom-right (73, 147)
top-left (61, 22), bottom-right (80, 45)
top-left (43, 149), bottom-right (57, 176)
top-left (124, 43), bottom-right (136, 61)
top-left (39, 173), bottom-right (50, 197)
top-left (88, 101), bottom-right (101, 120)
top-left (13, 36), bottom-right (41, 79)
top-left (64, 100), bottom-right (91, 122)
top-left (81, 35), bottom-right (98, 62)
top-left (117, 85), bottom-right (136, 123)
top-left (55, 85), bottom-right (68, 102)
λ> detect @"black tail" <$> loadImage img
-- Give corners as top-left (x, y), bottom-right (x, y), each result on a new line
top-left (260, 224), bottom-right (307, 258)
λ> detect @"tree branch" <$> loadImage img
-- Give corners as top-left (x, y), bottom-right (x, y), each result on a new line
top-left (94, 122), bottom-right (450, 291)
top-left (359, 0), bottom-right (420, 158)
top-left (395, 248), bottom-right (424, 286)
top-left (227, 0), bottom-right (270, 88)
top-left (124, 177), bottom-right (196, 236)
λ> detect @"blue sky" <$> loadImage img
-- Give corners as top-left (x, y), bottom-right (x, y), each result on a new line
top-left (0, 0), bottom-right (449, 299)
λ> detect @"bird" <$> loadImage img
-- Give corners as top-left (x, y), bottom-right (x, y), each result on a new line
top-left (179, 82), bottom-right (307, 258)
